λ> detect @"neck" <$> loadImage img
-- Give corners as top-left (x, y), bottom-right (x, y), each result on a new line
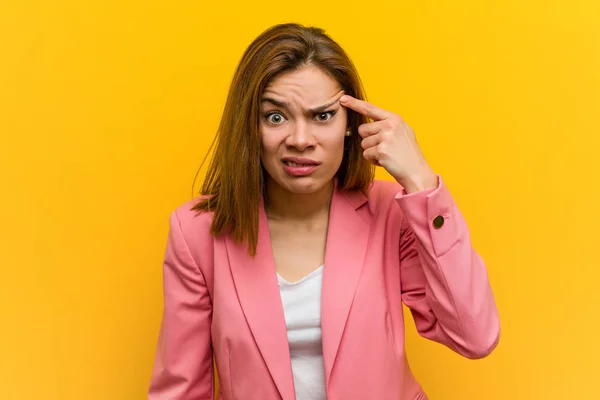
top-left (264, 179), bottom-right (334, 222)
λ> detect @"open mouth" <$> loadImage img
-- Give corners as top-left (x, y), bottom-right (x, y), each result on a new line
top-left (282, 157), bottom-right (320, 166)
top-left (281, 158), bottom-right (320, 176)
top-left (283, 160), bottom-right (317, 167)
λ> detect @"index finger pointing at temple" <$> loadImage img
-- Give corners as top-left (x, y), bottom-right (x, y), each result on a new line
top-left (340, 95), bottom-right (392, 121)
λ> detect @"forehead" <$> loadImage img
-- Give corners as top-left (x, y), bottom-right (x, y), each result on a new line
top-left (263, 65), bottom-right (341, 101)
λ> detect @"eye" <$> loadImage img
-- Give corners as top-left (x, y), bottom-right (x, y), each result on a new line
top-left (315, 111), bottom-right (336, 122)
top-left (265, 112), bottom-right (286, 125)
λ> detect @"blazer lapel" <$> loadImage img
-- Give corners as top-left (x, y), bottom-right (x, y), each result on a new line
top-left (321, 185), bottom-right (370, 387)
top-left (225, 200), bottom-right (296, 400)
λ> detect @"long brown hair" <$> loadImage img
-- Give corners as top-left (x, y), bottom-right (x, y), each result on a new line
top-left (191, 23), bottom-right (374, 256)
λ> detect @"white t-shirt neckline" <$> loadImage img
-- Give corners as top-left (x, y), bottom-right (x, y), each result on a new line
top-left (277, 264), bottom-right (324, 286)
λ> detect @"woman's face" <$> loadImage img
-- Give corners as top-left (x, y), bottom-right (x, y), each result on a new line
top-left (260, 65), bottom-right (347, 195)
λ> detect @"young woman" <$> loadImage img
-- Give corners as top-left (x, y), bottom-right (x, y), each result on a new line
top-left (148, 23), bottom-right (500, 400)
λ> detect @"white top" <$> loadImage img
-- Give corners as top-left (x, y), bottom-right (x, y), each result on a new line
top-left (277, 265), bottom-right (326, 400)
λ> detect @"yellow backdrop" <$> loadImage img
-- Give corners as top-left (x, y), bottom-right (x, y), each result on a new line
top-left (1, 0), bottom-right (599, 399)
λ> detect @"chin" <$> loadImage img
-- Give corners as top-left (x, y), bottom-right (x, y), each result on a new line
top-left (276, 174), bottom-right (333, 195)
top-left (284, 178), bottom-right (322, 194)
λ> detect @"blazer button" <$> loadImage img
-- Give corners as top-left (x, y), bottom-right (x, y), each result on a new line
top-left (432, 215), bottom-right (445, 229)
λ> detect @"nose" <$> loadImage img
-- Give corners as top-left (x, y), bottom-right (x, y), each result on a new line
top-left (286, 121), bottom-right (315, 151)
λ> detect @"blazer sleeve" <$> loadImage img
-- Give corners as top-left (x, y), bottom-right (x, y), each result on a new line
top-left (396, 176), bottom-right (500, 359)
top-left (148, 210), bottom-right (214, 399)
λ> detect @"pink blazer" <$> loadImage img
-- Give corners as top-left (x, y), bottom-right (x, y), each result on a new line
top-left (148, 177), bottom-right (500, 400)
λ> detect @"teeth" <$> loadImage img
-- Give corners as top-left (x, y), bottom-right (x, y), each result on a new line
top-left (285, 161), bottom-right (308, 167)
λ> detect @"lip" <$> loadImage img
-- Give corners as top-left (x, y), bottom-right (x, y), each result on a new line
top-left (281, 157), bottom-right (321, 177)
top-left (281, 156), bottom-right (321, 165)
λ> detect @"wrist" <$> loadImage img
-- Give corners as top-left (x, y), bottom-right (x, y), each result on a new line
top-left (397, 169), bottom-right (438, 193)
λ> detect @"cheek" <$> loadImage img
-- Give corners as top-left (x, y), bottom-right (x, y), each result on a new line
top-left (261, 132), bottom-right (277, 149)
top-left (260, 133), bottom-right (282, 165)
top-left (320, 131), bottom-right (346, 154)
top-left (325, 114), bottom-right (348, 153)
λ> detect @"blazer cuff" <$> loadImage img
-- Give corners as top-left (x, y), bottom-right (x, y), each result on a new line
top-left (395, 175), bottom-right (461, 257)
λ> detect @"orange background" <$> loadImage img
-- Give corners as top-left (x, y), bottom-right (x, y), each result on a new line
top-left (1, 0), bottom-right (599, 398)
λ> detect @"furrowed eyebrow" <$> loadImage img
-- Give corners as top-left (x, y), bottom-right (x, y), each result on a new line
top-left (261, 97), bottom-right (340, 114)
top-left (261, 98), bottom-right (288, 110)
top-left (307, 99), bottom-right (339, 114)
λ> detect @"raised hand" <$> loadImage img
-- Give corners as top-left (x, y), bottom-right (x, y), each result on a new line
top-left (341, 95), bottom-right (438, 193)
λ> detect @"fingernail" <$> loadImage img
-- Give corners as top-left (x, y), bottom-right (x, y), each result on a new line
top-left (340, 95), bottom-right (349, 102)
